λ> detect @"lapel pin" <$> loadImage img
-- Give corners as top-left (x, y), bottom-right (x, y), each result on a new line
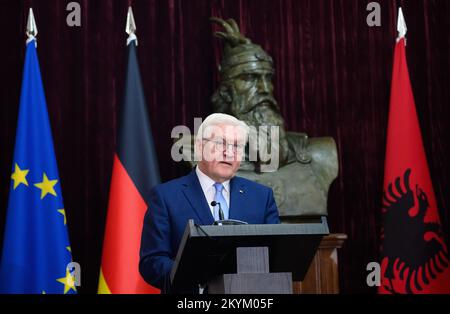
top-left (239, 190), bottom-right (244, 194)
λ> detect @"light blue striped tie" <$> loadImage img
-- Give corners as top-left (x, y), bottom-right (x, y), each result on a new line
top-left (213, 183), bottom-right (229, 220)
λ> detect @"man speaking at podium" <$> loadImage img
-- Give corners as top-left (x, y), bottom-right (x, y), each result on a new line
top-left (139, 113), bottom-right (280, 293)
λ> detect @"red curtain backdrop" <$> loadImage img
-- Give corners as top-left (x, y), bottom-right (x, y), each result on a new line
top-left (0, 0), bottom-right (449, 293)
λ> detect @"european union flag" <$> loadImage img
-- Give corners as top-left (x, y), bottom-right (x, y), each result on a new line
top-left (0, 40), bottom-right (76, 294)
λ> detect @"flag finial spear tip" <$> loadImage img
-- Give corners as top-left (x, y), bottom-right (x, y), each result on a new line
top-left (397, 7), bottom-right (407, 40)
top-left (126, 7), bottom-right (137, 36)
top-left (26, 8), bottom-right (38, 39)
top-left (126, 6), bottom-right (138, 45)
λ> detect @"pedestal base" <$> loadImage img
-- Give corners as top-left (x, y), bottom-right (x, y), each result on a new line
top-left (208, 273), bottom-right (293, 294)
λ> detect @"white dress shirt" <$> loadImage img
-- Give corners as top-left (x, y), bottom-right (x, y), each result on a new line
top-left (195, 166), bottom-right (230, 217)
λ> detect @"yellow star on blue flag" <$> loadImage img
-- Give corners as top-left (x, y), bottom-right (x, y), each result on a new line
top-left (56, 269), bottom-right (77, 294)
top-left (11, 164), bottom-right (29, 190)
top-left (34, 173), bottom-right (58, 199)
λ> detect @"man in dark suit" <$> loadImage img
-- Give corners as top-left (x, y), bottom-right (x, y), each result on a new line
top-left (139, 113), bottom-right (280, 293)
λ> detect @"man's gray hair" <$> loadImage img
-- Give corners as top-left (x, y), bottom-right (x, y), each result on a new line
top-left (195, 113), bottom-right (249, 144)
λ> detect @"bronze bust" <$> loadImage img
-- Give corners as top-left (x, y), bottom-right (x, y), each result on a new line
top-left (176, 18), bottom-right (338, 219)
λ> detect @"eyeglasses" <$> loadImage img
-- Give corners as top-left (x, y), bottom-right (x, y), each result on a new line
top-left (202, 138), bottom-right (246, 153)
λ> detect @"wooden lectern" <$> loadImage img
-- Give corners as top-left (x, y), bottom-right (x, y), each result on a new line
top-left (170, 218), bottom-right (329, 294)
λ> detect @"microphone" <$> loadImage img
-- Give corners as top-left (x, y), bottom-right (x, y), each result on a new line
top-left (210, 201), bottom-right (224, 221)
top-left (210, 201), bottom-right (247, 226)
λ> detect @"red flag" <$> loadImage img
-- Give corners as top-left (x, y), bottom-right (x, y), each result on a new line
top-left (379, 9), bottom-right (450, 294)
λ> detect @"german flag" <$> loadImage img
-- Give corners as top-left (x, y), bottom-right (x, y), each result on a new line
top-left (98, 22), bottom-right (160, 294)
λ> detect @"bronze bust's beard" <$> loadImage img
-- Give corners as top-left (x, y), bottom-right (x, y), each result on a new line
top-left (231, 92), bottom-right (282, 125)
top-left (231, 96), bottom-right (290, 166)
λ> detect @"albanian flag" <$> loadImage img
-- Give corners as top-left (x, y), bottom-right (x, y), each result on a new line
top-left (98, 36), bottom-right (160, 293)
top-left (379, 9), bottom-right (450, 294)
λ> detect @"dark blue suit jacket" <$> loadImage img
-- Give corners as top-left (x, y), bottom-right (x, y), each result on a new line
top-left (139, 169), bottom-right (280, 292)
